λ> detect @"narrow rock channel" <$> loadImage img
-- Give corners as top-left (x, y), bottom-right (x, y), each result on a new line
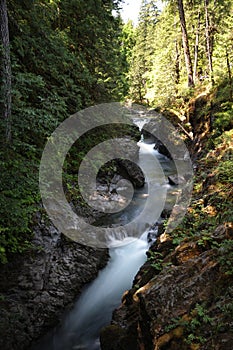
top-left (31, 115), bottom-right (177, 350)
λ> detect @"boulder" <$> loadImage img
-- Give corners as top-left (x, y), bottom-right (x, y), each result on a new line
top-left (117, 159), bottom-right (145, 188)
top-left (168, 175), bottom-right (185, 186)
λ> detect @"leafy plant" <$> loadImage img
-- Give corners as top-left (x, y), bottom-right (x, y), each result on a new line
top-left (218, 239), bottom-right (233, 275)
top-left (147, 251), bottom-right (164, 272)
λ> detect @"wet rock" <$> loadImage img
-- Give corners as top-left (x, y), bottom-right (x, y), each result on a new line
top-left (0, 216), bottom-right (109, 350)
top-left (116, 137), bottom-right (140, 161)
top-left (117, 159), bottom-right (145, 188)
top-left (156, 142), bottom-right (172, 159)
top-left (0, 132), bottom-right (144, 350)
top-left (168, 175), bottom-right (186, 186)
top-left (97, 136), bottom-right (145, 191)
top-left (100, 226), bottom-right (233, 350)
top-left (160, 208), bottom-right (172, 219)
top-left (141, 122), bottom-right (173, 159)
top-left (100, 324), bottom-right (138, 350)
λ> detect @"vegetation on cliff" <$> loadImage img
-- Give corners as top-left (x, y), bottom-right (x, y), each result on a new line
top-left (0, 0), bottom-right (128, 263)
top-left (99, 1), bottom-right (233, 349)
top-left (0, 0), bottom-right (233, 349)
top-left (100, 78), bottom-right (233, 349)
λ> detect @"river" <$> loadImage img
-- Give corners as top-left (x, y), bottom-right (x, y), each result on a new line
top-left (32, 117), bottom-right (176, 350)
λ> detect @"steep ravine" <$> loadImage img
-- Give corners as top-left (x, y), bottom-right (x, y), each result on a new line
top-left (0, 217), bottom-right (109, 350)
top-left (100, 102), bottom-right (233, 350)
top-left (28, 112), bottom-right (180, 350)
top-left (100, 224), bottom-right (233, 350)
top-left (0, 121), bottom-right (145, 350)
top-left (1, 104), bottom-right (232, 350)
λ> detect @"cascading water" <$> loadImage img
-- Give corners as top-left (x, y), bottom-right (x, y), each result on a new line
top-left (32, 117), bottom-right (176, 350)
top-left (35, 234), bottom-right (149, 350)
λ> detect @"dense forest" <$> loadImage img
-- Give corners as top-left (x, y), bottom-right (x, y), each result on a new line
top-left (0, 0), bottom-right (127, 263)
top-left (0, 0), bottom-right (233, 349)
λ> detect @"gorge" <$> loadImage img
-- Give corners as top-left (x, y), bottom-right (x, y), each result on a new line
top-left (1, 1), bottom-right (233, 349)
top-left (31, 113), bottom-right (179, 350)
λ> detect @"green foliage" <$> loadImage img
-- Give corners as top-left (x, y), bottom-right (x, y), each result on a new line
top-left (0, 147), bottom-right (39, 263)
top-left (184, 303), bottom-right (214, 345)
top-left (216, 159), bottom-right (233, 183)
top-left (165, 303), bottom-right (213, 346)
top-left (213, 102), bottom-right (233, 133)
top-left (147, 250), bottom-right (172, 272)
top-left (8, 0), bottom-right (127, 112)
top-left (120, 20), bottom-right (136, 97)
top-left (218, 239), bottom-right (233, 275)
top-left (128, 0), bottom-right (159, 103)
top-left (0, 0), bottom-right (129, 263)
top-left (170, 122), bottom-right (232, 249)
top-left (147, 251), bottom-right (164, 272)
top-left (164, 316), bottom-right (186, 333)
top-left (127, 0), bottom-right (233, 106)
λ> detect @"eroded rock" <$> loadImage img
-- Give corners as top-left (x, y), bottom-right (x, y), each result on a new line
top-left (100, 224), bottom-right (233, 350)
top-left (0, 215), bottom-right (109, 350)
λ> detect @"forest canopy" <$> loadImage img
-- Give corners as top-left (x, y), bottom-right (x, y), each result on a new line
top-left (0, 0), bottom-right (232, 263)
top-left (128, 0), bottom-right (233, 106)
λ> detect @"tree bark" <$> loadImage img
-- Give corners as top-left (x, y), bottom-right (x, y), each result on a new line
top-left (177, 0), bottom-right (194, 87)
top-left (204, 0), bottom-right (214, 85)
top-left (226, 47), bottom-right (233, 101)
top-left (175, 39), bottom-right (180, 87)
top-left (0, 0), bottom-right (12, 143)
top-left (173, 14), bottom-right (180, 89)
top-left (194, 9), bottom-right (200, 83)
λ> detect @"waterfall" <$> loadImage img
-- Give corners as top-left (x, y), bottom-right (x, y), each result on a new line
top-left (32, 117), bottom-right (176, 350)
top-left (32, 233), bottom-right (150, 350)
top-left (55, 234), bottom-right (149, 350)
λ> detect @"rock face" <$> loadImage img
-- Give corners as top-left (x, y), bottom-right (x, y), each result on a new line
top-left (0, 213), bottom-right (109, 350)
top-left (142, 118), bottom-right (183, 160)
top-left (97, 137), bottom-right (145, 189)
top-left (0, 132), bottom-right (144, 350)
top-left (142, 119), bottom-right (168, 157)
top-left (94, 136), bottom-right (145, 212)
top-left (100, 223), bottom-right (233, 350)
top-left (168, 175), bottom-right (186, 186)
top-left (117, 159), bottom-right (145, 188)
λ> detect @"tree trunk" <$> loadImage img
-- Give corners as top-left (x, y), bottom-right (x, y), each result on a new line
top-left (177, 0), bottom-right (194, 87)
top-left (226, 47), bottom-right (233, 101)
top-left (194, 9), bottom-right (201, 83)
top-left (175, 39), bottom-right (180, 87)
top-left (173, 15), bottom-right (180, 89)
top-left (204, 0), bottom-right (214, 85)
top-left (0, 0), bottom-right (12, 143)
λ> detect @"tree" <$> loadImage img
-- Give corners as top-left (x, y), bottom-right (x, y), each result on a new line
top-left (213, 0), bottom-right (233, 99)
top-left (177, 0), bottom-right (194, 87)
top-left (226, 47), bottom-right (232, 101)
top-left (120, 20), bottom-right (136, 97)
top-left (0, 0), bottom-right (127, 263)
top-left (129, 0), bottom-right (159, 102)
top-left (204, 0), bottom-right (214, 85)
top-left (0, 0), bottom-right (11, 142)
top-left (193, 8), bottom-right (201, 83)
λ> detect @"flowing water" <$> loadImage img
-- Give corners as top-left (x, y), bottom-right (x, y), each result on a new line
top-left (32, 117), bottom-right (176, 350)
top-left (34, 234), bottom-right (149, 350)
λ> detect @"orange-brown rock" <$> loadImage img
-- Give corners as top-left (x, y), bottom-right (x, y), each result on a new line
top-left (100, 224), bottom-right (233, 350)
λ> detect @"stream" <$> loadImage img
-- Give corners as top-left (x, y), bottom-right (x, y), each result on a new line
top-left (32, 117), bottom-right (176, 350)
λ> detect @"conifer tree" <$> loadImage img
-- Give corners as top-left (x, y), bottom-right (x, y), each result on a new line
top-left (129, 0), bottom-right (159, 103)
top-left (177, 0), bottom-right (194, 87)
top-left (0, 0), bottom-right (11, 142)
top-left (121, 20), bottom-right (136, 97)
